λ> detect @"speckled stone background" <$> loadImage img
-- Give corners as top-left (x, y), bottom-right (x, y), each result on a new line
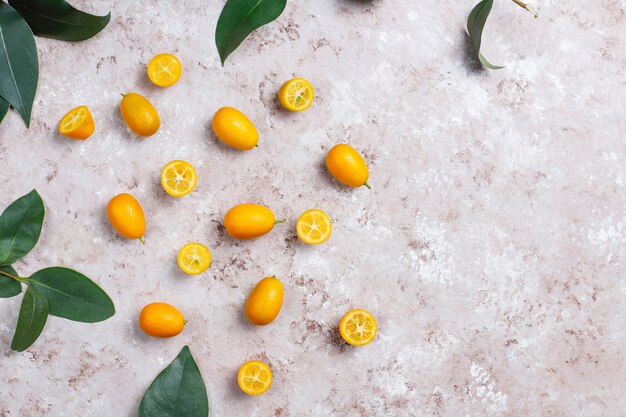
top-left (1, 0), bottom-right (625, 416)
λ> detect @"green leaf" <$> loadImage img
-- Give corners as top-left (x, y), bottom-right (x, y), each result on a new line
top-left (0, 97), bottom-right (8, 124)
top-left (11, 284), bottom-right (48, 352)
top-left (0, 2), bottom-right (38, 126)
top-left (467, 0), bottom-right (504, 70)
top-left (0, 190), bottom-right (44, 266)
top-left (137, 346), bottom-right (209, 417)
top-left (8, 0), bottom-right (111, 42)
top-left (0, 265), bottom-right (21, 298)
top-left (215, 0), bottom-right (287, 65)
top-left (28, 267), bottom-right (115, 323)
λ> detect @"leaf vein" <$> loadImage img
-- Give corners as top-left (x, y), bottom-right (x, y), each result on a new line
top-left (31, 278), bottom-right (108, 312)
top-left (0, 20), bottom-right (25, 114)
top-left (14, 3), bottom-right (107, 29)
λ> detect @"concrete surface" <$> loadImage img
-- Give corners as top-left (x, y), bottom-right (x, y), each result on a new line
top-left (0, 0), bottom-right (625, 416)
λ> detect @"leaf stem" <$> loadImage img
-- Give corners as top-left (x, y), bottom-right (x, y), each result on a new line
top-left (0, 269), bottom-right (27, 283)
top-left (511, 0), bottom-right (538, 18)
top-left (274, 219), bottom-right (286, 225)
top-left (363, 182), bottom-right (372, 189)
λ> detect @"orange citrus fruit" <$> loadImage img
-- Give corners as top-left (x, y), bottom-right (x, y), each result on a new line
top-left (177, 243), bottom-right (211, 275)
top-left (107, 193), bottom-right (146, 243)
top-left (296, 209), bottom-right (332, 244)
top-left (138, 302), bottom-right (185, 338)
top-left (120, 93), bottom-right (160, 137)
top-left (326, 144), bottom-right (370, 189)
top-left (58, 105), bottom-right (95, 140)
top-left (147, 53), bottom-right (182, 87)
top-left (237, 360), bottom-right (272, 396)
top-left (339, 309), bottom-right (377, 346)
top-left (278, 78), bottom-right (314, 111)
top-left (161, 160), bottom-right (197, 197)
top-left (212, 107), bottom-right (259, 150)
top-left (223, 204), bottom-right (285, 239)
top-left (244, 277), bottom-right (284, 325)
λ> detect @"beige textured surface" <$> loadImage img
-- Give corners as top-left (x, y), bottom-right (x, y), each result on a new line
top-left (1, 1), bottom-right (625, 416)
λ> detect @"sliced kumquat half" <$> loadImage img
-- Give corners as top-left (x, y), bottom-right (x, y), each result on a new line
top-left (147, 53), bottom-right (182, 87)
top-left (296, 209), bottom-right (332, 244)
top-left (161, 160), bottom-right (197, 197)
top-left (58, 105), bottom-right (95, 140)
top-left (278, 77), bottom-right (315, 112)
top-left (339, 309), bottom-right (377, 346)
top-left (237, 360), bottom-right (273, 396)
top-left (177, 242), bottom-right (211, 275)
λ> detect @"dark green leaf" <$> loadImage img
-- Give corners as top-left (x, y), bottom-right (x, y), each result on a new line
top-left (0, 97), bottom-right (8, 123)
top-left (11, 284), bottom-right (48, 351)
top-left (0, 2), bottom-right (38, 126)
top-left (215, 0), bottom-right (287, 65)
top-left (467, 0), bottom-right (503, 70)
top-left (0, 265), bottom-right (21, 298)
top-left (138, 346), bottom-right (209, 417)
top-left (29, 267), bottom-right (114, 323)
top-left (9, 0), bottom-right (111, 42)
top-left (0, 190), bottom-right (44, 266)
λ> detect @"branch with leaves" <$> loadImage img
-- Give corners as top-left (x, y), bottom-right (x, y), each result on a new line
top-left (0, 190), bottom-right (115, 352)
top-left (467, 0), bottom-right (537, 69)
top-left (0, 0), bottom-right (110, 127)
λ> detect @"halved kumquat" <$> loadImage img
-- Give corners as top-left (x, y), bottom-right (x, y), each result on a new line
top-left (296, 209), bottom-right (332, 245)
top-left (58, 106), bottom-right (95, 140)
top-left (237, 360), bottom-right (272, 396)
top-left (278, 77), bottom-right (314, 112)
top-left (177, 242), bottom-right (211, 275)
top-left (339, 309), bottom-right (377, 346)
top-left (161, 160), bottom-right (197, 197)
top-left (147, 53), bottom-right (182, 87)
